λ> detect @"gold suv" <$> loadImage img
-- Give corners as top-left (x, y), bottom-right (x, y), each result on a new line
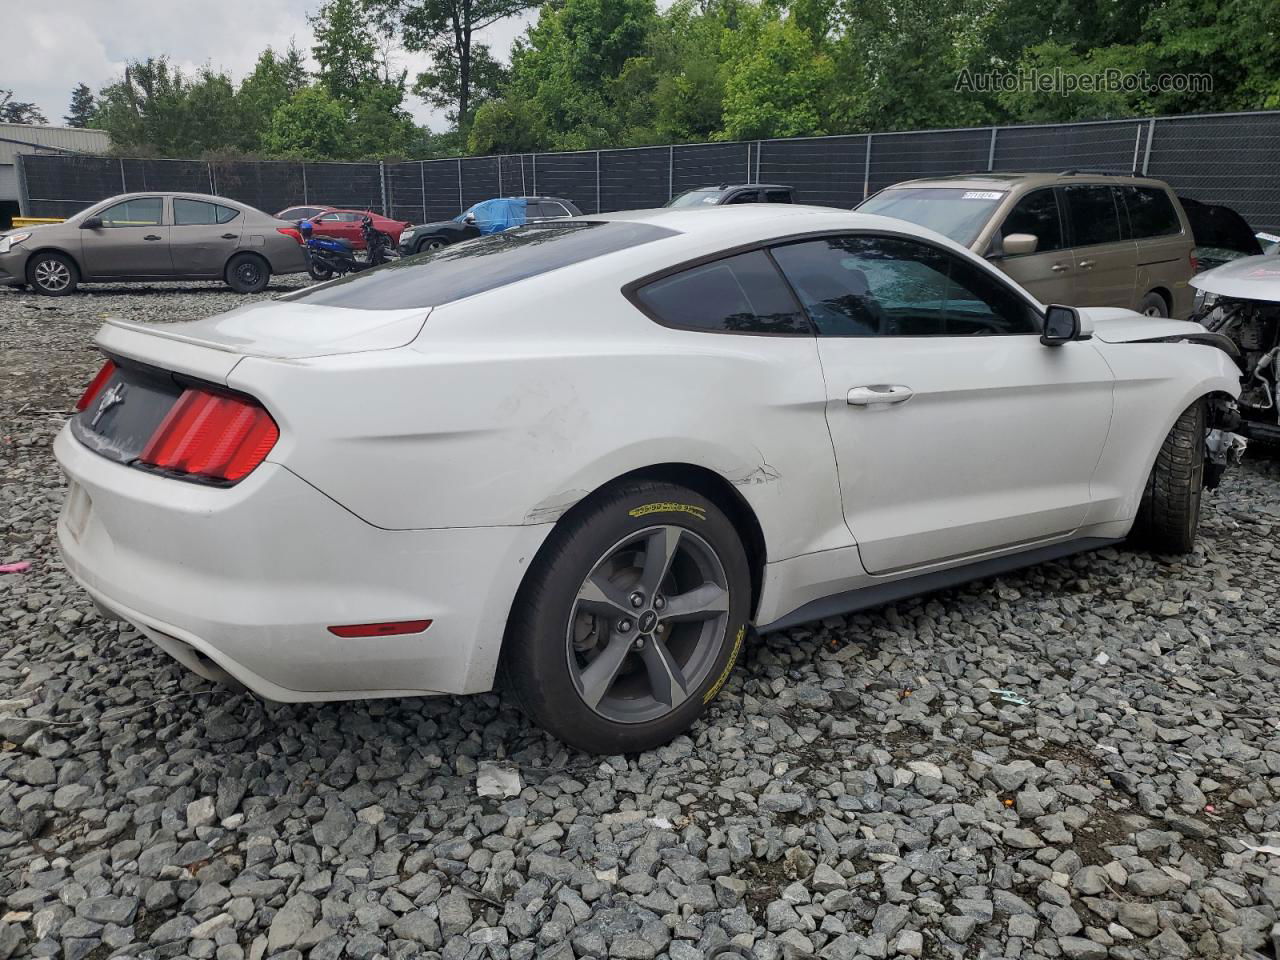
top-left (858, 171), bottom-right (1196, 318)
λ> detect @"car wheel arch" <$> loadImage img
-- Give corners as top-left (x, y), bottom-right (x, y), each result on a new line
top-left (517, 462), bottom-right (769, 622)
top-left (25, 246), bottom-right (83, 273)
top-left (1144, 287), bottom-right (1172, 314)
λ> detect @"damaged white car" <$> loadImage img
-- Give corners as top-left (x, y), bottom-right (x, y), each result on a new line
top-left (55, 206), bottom-right (1242, 753)
top-left (1193, 254), bottom-right (1280, 445)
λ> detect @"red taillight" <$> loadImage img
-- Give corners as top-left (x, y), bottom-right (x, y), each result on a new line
top-left (139, 389), bottom-right (278, 483)
top-left (75, 360), bottom-right (117, 412)
top-left (277, 227), bottom-right (303, 244)
top-left (1190, 251), bottom-right (1199, 274)
top-left (327, 620), bottom-right (432, 638)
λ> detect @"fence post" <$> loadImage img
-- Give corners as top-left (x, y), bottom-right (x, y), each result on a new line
top-left (595, 150), bottom-right (601, 213)
top-left (755, 140), bottom-right (762, 182)
top-left (302, 164), bottom-right (309, 204)
top-left (1142, 118), bottom-right (1156, 175)
top-left (746, 142), bottom-right (752, 181)
top-left (208, 162), bottom-right (215, 195)
top-left (863, 134), bottom-right (873, 201)
top-left (379, 161), bottom-right (388, 214)
top-left (1130, 124), bottom-right (1142, 172)
top-left (668, 145), bottom-right (674, 201)
top-left (457, 158), bottom-right (464, 213)
top-left (15, 154), bottom-right (29, 218)
top-left (987, 127), bottom-right (998, 171)
top-left (498, 156), bottom-right (503, 197)
top-left (419, 161), bottom-right (426, 224)
top-left (210, 162), bottom-right (218, 197)
top-left (521, 155), bottom-right (527, 194)
top-left (119, 158), bottom-right (127, 193)
top-left (532, 154), bottom-right (537, 197)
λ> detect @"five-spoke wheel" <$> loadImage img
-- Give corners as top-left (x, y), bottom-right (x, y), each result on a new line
top-left (503, 481), bottom-right (751, 753)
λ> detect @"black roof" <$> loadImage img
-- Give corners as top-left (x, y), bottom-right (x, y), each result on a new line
top-left (692, 183), bottom-right (793, 192)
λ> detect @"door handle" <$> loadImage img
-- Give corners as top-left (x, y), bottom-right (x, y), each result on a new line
top-left (221, 233), bottom-right (237, 240)
top-left (1051, 263), bottom-right (1069, 273)
top-left (847, 384), bottom-right (914, 406)
top-left (1078, 259), bottom-right (1095, 269)
top-left (143, 234), bottom-right (162, 241)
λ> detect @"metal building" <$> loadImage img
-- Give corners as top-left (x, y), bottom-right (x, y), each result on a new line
top-left (0, 123), bottom-right (110, 226)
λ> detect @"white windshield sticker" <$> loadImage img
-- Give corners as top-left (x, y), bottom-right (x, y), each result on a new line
top-left (962, 191), bottom-right (1004, 200)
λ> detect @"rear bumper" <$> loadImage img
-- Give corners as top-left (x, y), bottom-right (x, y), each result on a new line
top-left (54, 425), bottom-right (550, 701)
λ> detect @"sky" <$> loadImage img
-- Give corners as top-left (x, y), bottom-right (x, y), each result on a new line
top-left (10, 0), bottom-right (540, 131)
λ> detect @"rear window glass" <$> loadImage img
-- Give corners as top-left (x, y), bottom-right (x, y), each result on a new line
top-left (635, 250), bottom-right (809, 334)
top-left (857, 187), bottom-right (1005, 247)
top-left (283, 221), bottom-right (677, 310)
top-left (1123, 186), bottom-right (1182, 238)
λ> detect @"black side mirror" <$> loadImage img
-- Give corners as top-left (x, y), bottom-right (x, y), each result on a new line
top-left (81, 216), bottom-right (102, 229)
top-left (1041, 304), bottom-right (1081, 346)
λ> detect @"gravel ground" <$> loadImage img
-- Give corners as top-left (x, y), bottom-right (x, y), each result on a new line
top-left (1, 283), bottom-right (1279, 960)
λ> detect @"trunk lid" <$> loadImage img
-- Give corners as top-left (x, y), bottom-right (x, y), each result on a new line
top-left (100, 300), bottom-right (432, 364)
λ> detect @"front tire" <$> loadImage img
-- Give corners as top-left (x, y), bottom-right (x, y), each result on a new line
top-left (27, 252), bottom-right (79, 296)
top-left (225, 253), bottom-right (270, 293)
top-left (415, 236), bottom-right (447, 255)
top-left (1133, 399), bottom-right (1206, 553)
top-left (502, 481), bottom-right (751, 754)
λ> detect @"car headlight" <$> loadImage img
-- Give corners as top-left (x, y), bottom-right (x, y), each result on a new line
top-left (0, 233), bottom-right (31, 255)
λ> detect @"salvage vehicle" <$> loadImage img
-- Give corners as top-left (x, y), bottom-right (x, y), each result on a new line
top-left (274, 207), bottom-right (407, 251)
top-left (399, 196), bottom-right (581, 256)
top-left (1178, 196), bottom-right (1263, 272)
top-left (666, 183), bottom-right (795, 207)
top-left (0, 193), bottom-right (308, 295)
top-left (1192, 254), bottom-right (1280, 443)
top-left (56, 206), bottom-right (1241, 753)
top-left (857, 171), bottom-right (1196, 318)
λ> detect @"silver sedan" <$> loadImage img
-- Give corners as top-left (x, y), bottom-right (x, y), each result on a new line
top-left (0, 193), bottom-right (309, 295)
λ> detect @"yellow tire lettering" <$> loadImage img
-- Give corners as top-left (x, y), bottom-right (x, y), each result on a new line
top-left (703, 625), bottom-right (745, 704)
top-left (628, 502), bottom-right (706, 521)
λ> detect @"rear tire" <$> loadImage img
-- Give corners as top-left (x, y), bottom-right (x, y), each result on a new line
top-left (225, 253), bottom-right (270, 294)
top-left (502, 481), bottom-right (751, 754)
top-left (308, 261), bottom-right (334, 281)
top-left (1133, 399), bottom-right (1206, 553)
top-left (1138, 291), bottom-right (1169, 317)
top-left (27, 251), bottom-right (79, 296)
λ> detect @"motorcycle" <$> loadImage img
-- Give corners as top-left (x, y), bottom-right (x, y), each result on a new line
top-left (300, 215), bottom-right (397, 282)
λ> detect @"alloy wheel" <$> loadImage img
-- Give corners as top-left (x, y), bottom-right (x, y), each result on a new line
top-left (565, 525), bottom-right (730, 724)
top-left (34, 259), bottom-right (70, 292)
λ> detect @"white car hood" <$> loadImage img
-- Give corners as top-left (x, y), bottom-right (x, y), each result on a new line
top-left (1190, 254), bottom-right (1280, 301)
top-left (1080, 307), bottom-right (1206, 344)
top-left (101, 300), bottom-right (431, 360)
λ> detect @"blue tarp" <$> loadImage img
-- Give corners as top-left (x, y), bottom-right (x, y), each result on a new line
top-left (457, 197), bottom-right (527, 234)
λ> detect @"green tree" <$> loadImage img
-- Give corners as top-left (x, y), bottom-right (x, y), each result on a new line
top-left (0, 90), bottom-right (47, 124)
top-left (264, 86), bottom-right (351, 158)
top-left (311, 0), bottom-right (385, 101)
top-left (235, 47), bottom-right (311, 151)
top-left (65, 83), bottom-right (96, 127)
top-left (719, 11), bottom-right (835, 140)
top-left (367, 0), bottom-right (538, 128)
top-left (467, 97), bottom-right (547, 152)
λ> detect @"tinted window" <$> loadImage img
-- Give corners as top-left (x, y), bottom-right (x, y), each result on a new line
top-left (286, 221), bottom-right (677, 310)
top-left (540, 201), bottom-right (572, 218)
top-left (1065, 185), bottom-right (1122, 246)
top-left (1123, 187), bottom-right (1181, 238)
top-left (174, 199), bottom-right (239, 225)
top-left (771, 235), bottom-right (1038, 337)
top-left (1000, 189), bottom-right (1064, 252)
top-left (726, 191), bottom-right (759, 204)
top-left (99, 198), bottom-right (163, 227)
top-left (667, 190), bottom-right (723, 208)
top-left (280, 207), bottom-right (322, 220)
top-left (857, 188), bottom-right (1005, 247)
top-left (635, 250), bottom-right (808, 334)
top-left (764, 190), bottom-right (792, 203)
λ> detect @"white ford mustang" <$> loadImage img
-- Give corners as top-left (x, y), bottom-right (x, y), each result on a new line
top-left (56, 206), bottom-right (1242, 753)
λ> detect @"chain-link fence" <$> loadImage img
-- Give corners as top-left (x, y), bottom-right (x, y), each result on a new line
top-left (18, 110), bottom-right (1280, 230)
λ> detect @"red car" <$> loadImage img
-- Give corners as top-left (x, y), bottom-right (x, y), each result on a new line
top-left (275, 206), bottom-right (408, 250)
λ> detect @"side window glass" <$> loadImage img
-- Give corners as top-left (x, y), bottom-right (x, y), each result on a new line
top-left (726, 191), bottom-right (759, 205)
top-left (216, 205), bottom-right (240, 224)
top-left (543, 202), bottom-right (571, 218)
top-left (635, 250), bottom-right (809, 334)
top-left (1000, 190), bottom-right (1064, 252)
top-left (99, 197), bottom-right (163, 227)
top-left (1065, 185), bottom-right (1122, 246)
top-left (771, 235), bottom-right (1038, 337)
top-left (1123, 186), bottom-right (1181, 238)
top-left (173, 199), bottom-right (219, 225)
top-left (764, 190), bottom-right (792, 203)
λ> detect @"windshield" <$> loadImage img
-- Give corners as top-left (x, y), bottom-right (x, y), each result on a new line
top-left (858, 187), bottom-right (1006, 246)
top-left (282, 220), bottom-right (678, 310)
top-left (452, 205), bottom-right (476, 223)
top-left (666, 190), bottom-right (723, 208)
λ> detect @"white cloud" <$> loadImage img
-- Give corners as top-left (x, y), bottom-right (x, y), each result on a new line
top-left (10, 0), bottom-right (538, 130)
